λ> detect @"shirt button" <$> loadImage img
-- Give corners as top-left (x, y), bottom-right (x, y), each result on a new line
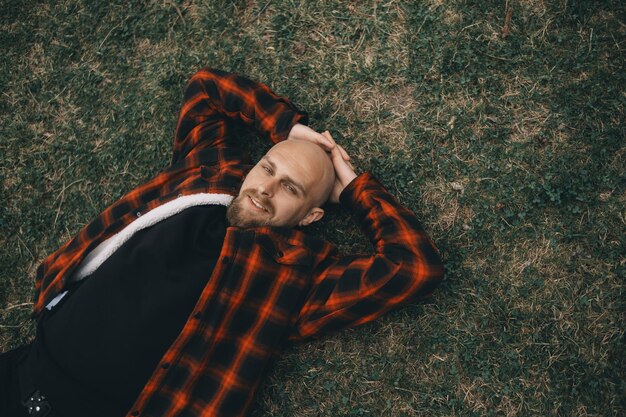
top-left (275, 251), bottom-right (283, 258)
top-left (161, 362), bottom-right (170, 369)
top-left (177, 193), bottom-right (183, 198)
top-left (136, 211), bottom-right (142, 217)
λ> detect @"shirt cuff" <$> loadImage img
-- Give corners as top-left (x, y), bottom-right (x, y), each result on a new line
top-left (339, 172), bottom-right (380, 210)
top-left (271, 110), bottom-right (309, 143)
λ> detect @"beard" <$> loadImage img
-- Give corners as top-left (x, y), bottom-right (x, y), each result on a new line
top-left (226, 193), bottom-right (273, 229)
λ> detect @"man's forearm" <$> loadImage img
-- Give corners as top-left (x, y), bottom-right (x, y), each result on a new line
top-left (289, 172), bottom-right (443, 342)
top-left (171, 68), bottom-right (308, 163)
top-left (340, 172), bottom-right (444, 298)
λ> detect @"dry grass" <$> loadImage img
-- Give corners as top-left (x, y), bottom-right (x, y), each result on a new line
top-left (1, 0), bottom-right (624, 416)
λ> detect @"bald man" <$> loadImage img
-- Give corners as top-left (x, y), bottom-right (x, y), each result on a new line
top-left (1, 68), bottom-right (444, 417)
top-left (227, 138), bottom-right (337, 229)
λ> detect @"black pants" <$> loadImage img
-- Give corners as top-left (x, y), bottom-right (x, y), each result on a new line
top-left (3, 306), bottom-right (119, 417)
top-left (0, 344), bottom-right (31, 417)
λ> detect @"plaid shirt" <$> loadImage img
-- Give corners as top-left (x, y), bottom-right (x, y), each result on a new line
top-left (32, 68), bottom-right (444, 417)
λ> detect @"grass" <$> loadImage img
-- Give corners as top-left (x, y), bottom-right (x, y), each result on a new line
top-left (1, 0), bottom-right (624, 416)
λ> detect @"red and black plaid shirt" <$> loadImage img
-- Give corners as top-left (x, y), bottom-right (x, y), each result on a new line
top-left (32, 68), bottom-right (444, 417)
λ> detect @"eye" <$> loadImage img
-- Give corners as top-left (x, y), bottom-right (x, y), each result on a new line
top-left (262, 165), bottom-right (273, 175)
top-left (284, 183), bottom-right (297, 194)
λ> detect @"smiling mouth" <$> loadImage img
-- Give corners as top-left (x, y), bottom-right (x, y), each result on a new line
top-left (248, 195), bottom-right (269, 213)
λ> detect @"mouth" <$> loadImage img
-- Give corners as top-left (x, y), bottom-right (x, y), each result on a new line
top-left (248, 195), bottom-right (270, 213)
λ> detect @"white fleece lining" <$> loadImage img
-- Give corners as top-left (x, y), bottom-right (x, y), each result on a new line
top-left (71, 193), bottom-right (234, 282)
top-left (46, 193), bottom-right (234, 310)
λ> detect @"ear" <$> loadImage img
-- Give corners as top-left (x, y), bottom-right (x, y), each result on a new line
top-left (298, 207), bottom-right (325, 226)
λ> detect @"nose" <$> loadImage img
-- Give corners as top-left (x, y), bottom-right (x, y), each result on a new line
top-left (258, 178), bottom-right (277, 197)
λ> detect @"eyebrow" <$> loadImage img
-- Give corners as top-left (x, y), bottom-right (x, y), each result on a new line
top-left (262, 156), bottom-right (306, 196)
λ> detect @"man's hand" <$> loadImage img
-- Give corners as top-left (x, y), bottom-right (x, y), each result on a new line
top-left (321, 131), bottom-right (358, 203)
top-left (288, 123), bottom-right (351, 161)
top-left (287, 124), bottom-right (355, 202)
top-left (287, 123), bottom-right (336, 151)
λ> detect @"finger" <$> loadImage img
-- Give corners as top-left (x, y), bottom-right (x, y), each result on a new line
top-left (307, 130), bottom-right (330, 148)
top-left (322, 130), bottom-right (350, 161)
top-left (321, 131), bottom-right (335, 145)
top-left (329, 146), bottom-right (344, 168)
top-left (320, 131), bottom-right (335, 145)
top-left (330, 146), bottom-right (356, 181)
top-left (336, 144), bottom-right (350, 161)
top-left (313, 131), bottom-right (333, 150)
top-left (338, 156), bottom-right (354, 170)
top-left (293, 124), bottom-right (334, 150)
top-left (334, 143), bottom-right (350, 161)
top-left (323, 132), bottom-right (349, 161)
top-left (330, 144), bottom-right (344, 162)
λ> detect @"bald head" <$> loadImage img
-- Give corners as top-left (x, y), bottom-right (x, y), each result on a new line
top-left (267, 139), bottom-right (335, 206)
top-left (228, 139), bottom-right (335, 228)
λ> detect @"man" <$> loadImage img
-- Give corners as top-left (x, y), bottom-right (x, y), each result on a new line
top-left (1, 68), bottom-right (444, 417)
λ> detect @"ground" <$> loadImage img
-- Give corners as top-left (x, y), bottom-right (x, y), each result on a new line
top-left (1, 1), bottom-right (624, 416)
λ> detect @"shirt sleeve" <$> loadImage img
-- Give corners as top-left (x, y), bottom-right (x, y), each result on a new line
top-left (287, 173), bottom-right (445, 342)
top-left (171, 68), bottom-right (309, 165)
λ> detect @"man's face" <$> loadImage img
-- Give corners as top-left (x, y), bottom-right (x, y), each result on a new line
top-left (227, 140), bottom-right (333, 228)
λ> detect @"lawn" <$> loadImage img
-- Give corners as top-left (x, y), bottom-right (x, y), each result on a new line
top-left (1, 0), bottom-right (624, 416)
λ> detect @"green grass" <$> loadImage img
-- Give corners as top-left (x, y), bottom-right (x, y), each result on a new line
top-left (1, 0), bottom-right (624, 416)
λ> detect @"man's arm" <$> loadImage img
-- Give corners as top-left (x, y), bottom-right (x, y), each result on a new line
top-left (171, 68), bottom-right (310, 165)
top-left (287, 138), bottom-right (444, 342)
top-left (31, 69), bottom-right (333, 316)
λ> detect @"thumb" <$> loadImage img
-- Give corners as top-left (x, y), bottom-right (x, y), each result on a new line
top-left (330, 146), bottom-right (357, 185)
